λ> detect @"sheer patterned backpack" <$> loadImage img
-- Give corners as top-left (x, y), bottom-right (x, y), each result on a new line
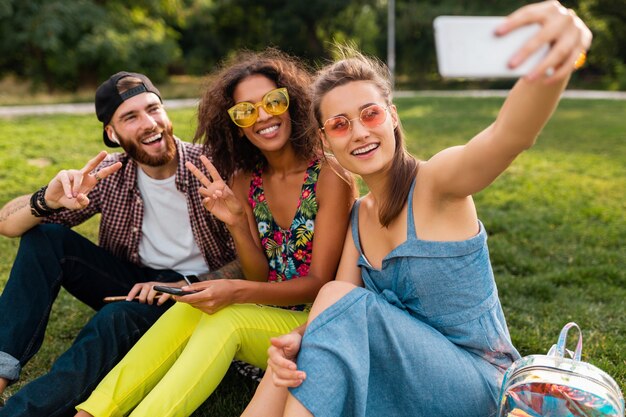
top-left (498, 322), bottom-right (624, 417)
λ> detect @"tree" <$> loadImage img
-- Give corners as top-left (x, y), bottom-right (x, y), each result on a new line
top-left (77, 2), bottom-right (182, 84)
top-left (0, 1), bottom-right (104, 90)
top-left (0, 0), bottom-right (182, 90)
top-left (572, 0), bottom-right (626, 88)
top-left (177, 0), bottom-right (380, 74)
top-left (0, 0), bottom-right (623, 91)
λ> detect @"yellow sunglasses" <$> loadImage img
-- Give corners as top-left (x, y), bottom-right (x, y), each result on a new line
top-left (227, 87), bottom-right (290, 128)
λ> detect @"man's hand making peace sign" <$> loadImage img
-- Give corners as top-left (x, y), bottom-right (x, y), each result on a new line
top-left (45, 151), bottom-right (122, 210)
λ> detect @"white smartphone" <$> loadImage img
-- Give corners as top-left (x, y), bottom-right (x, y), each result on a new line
top-left (433, 16), bottom-right (550, 79)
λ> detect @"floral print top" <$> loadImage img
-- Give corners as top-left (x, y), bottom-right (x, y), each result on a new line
top-left (248, 159), bottom-right (320, 284)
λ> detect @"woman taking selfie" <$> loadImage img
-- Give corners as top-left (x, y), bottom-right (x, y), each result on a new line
top-left (250, 2), bottom-right (592, 416)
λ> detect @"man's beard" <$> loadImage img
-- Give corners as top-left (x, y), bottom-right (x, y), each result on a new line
top-left (118, 124), bottom-right (177, 167)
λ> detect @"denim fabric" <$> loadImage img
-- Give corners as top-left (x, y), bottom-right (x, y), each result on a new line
top-left (0, 224), bottom-right (177, 417)
top-left (291, 180), bottom-right (520, 417)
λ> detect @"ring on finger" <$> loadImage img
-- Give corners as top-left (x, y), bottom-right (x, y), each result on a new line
top-left (94, 173), bottom-right (103, 182)
top-left (545, 67), bottom-right (555, 77)
top-left (574, 51), bottom-right (586, 70)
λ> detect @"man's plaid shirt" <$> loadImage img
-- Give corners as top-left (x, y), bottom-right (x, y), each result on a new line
top-left (44, 138), bottom-right (235, 271)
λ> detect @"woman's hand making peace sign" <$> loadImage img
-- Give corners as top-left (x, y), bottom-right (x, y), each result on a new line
top-left (185, 155), bottom-right (246, 227)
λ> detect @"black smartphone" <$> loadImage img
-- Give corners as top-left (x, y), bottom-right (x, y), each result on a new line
top-left (152, 285), bottom-right (199, 296)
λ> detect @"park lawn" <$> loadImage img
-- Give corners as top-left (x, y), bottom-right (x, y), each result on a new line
top-left (0, 95), bottom-right (624, 415)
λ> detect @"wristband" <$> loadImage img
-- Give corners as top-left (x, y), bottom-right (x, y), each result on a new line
top-left (29, 191), bottom-right (45, 217)
top-left (29, 185), bottom-right (63, 217)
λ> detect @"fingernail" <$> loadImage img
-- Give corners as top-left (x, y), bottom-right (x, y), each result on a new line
top-left (509, 54), bottom-right (522, 68)
top-left (524, 68), bottom-right (539, 80)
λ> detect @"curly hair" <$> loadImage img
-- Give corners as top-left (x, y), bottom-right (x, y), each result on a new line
top-left (311, 47), bottom-right (418, 227)
top-left (194, 48), bottom-right (318, 182)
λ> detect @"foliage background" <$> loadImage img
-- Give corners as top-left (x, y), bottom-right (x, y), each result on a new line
top-left (0, 0), bottom-right (625, 92)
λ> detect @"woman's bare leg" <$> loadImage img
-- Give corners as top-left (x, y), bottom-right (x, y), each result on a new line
top-left (241, 368), bottom-right (289, 417)
top-left (283, 392), bottom-right (313, 417)
top-left (0, 377), bottom-right (8, 395)
top-left (243, 282), bottom-right (357, 417)
top-left (307, 281), bottom-right (356, 325)
top-left (280, 281), bottom-right (356, 417)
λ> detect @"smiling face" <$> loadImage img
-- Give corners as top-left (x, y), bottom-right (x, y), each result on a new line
top-left (319, 80), bottom-right (398, 177)
top-left (232, 74), bottom-right (293, 155)
top-left (107, 92), bottom-right (176, 169)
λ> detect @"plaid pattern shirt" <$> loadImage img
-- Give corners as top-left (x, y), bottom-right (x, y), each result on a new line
top-left (44, 138), bottom-right (235, 271)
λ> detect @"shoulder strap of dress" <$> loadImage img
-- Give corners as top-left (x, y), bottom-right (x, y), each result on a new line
top-left (247, 163), bottom-right (264, 199)
top-left (308, 157), bottom-right (322, 174)
top-left (304, 158), bottom-right (322, 193)
top-left (406, 177), bottom-right (418, 240)
top-left (350, 199), bottom-right (363, 255)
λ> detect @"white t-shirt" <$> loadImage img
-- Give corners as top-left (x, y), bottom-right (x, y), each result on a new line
top-left (136, 168), bottom-right (207, 275)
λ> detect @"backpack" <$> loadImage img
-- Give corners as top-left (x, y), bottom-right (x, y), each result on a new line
top-left (497, 322), bottom-right (624, 417)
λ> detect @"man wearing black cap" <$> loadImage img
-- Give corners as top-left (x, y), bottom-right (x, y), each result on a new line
top-left (0, 72), bottom-right (236, 416)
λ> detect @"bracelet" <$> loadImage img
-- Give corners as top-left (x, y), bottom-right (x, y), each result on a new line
top-left (29, 191), bottom-right (44, 217)
top-left (29, 185), bottom-right (63, 217)
top-left (37, 185), bottom-right (62, 213)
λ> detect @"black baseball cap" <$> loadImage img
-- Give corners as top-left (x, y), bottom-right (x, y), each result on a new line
top-left (95, 71), bottom-right (162, 147)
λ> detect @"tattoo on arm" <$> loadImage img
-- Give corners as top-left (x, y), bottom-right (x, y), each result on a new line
top-left (0, 197), bottom-right (30, 223)
top-left (197, 260), bottom-right (243, 281)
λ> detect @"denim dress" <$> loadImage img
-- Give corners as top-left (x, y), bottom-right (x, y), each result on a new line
top-left (291, 180), bottom-right (520, 417)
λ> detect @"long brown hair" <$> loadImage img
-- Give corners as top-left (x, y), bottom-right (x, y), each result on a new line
top-left (311, 48), bottom-right (418, 227)
top-left (194, 48), bottom-right (318, 182)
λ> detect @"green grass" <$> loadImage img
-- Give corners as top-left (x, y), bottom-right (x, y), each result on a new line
top-left (1, 96), bottom-right (624, 414)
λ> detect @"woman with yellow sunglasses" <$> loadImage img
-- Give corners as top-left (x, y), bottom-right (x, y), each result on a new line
top-left (75, 48), bottom-right (356, 417)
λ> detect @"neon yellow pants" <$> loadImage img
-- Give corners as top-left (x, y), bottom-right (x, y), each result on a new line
top-left (76, 302), bottom-right (308, 417)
